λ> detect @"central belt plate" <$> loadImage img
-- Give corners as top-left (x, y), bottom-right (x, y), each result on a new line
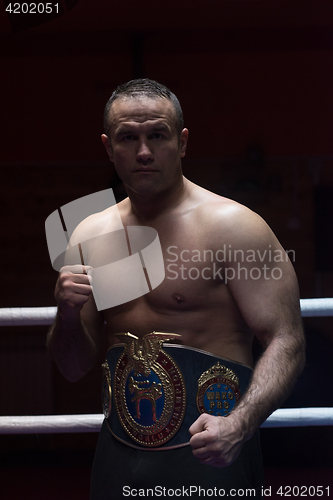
top-left (113, 332), bottom-right (186, 448)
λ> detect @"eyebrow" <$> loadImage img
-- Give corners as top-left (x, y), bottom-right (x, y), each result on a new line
top-left (149, 124), bottom-right (170, 133)
top-left (114, 123), bottom-right (171, 140)
top-left (115, 128), bottom-right (135, 138)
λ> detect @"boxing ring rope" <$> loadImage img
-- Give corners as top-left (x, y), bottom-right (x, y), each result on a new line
top-left (1, 408), bottom-right (333, 435)
top-left (1, 298), bottom-right (333, 435)
top-left (1, 298), bottom-right (333, 327)
top-left (0, 306), bottom-right (57, 326)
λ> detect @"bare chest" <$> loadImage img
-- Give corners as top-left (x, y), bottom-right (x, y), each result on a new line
top-left (101, 219), bottom-right (236, 321)
top-left (100, 217), bottom-right (251, 360)
top-left (151, 227), bottom-right (225, 309)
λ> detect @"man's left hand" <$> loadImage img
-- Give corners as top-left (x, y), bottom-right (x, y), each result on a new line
top-left (189, 413), bottom-right (245, 468)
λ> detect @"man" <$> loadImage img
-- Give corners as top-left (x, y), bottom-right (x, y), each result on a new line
top-left (48, 79), bottom-right (305, 499)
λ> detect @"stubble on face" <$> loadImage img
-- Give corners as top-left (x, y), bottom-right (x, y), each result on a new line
top-left (104, 97), bottom-right (187, 199)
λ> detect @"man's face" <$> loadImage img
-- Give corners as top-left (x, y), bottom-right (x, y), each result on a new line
top-left (101, 96), bottom-right (188, 197)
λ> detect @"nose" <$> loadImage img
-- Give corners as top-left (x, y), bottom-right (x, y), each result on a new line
top-left (136, 138), bottom-right (153, 164)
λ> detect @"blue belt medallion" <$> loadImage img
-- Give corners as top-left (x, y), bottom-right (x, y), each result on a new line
top-left (197, 362), bottom-right (241, 416)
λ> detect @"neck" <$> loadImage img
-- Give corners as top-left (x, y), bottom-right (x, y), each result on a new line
top-left (127, 176), bottom-right (190, 222)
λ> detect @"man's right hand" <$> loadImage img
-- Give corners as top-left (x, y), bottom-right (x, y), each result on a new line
top-left (55, 265), bottom-right (93, 315)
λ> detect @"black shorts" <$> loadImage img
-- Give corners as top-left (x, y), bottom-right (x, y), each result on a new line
top-left (90, 420), bottom-right (264, 500)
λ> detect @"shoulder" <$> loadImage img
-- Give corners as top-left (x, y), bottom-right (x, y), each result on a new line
top-left (69, 202), bottom-right (126, 245)
top-left (189, 184), bottom-right (273, 248)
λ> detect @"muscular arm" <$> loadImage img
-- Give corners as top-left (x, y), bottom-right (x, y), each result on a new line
top-left (47, 211), bottom-right (111, 382)
top-left (190, 206), bottom-right (305, 466)
top-left (232, 290), bottom-right (304, 440)
top-left (47, 265), bottom-right (104, 382)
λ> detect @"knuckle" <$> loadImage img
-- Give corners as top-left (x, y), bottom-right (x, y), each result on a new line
top-left (61, 279), bottom-right (72, 291)
top-left (58, 272), bottom-right (71, 284)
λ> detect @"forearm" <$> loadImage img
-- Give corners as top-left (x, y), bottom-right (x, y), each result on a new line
top-left (47, 309), bottom-right (98, 382)
top-left (232, 328), bottom-right (305, 440)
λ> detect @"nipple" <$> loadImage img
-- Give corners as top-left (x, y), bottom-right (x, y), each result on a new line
top-left (172, 293), bottom-right (186, 304)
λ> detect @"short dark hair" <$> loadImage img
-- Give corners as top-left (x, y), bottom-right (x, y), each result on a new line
top-left (103, 78), bottom-right (184, 138)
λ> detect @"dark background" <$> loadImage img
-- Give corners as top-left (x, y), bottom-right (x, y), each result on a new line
top-left (1, 0), bottom-right (333, 498)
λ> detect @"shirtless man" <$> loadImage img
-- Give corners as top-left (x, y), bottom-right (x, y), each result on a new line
top-left (48, 79), bottom-right (305, 499)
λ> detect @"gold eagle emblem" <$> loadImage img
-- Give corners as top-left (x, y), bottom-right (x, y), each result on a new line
top-left (116, 332), bottom-right (181, 377)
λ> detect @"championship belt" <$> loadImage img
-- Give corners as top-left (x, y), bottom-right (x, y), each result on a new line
top-left (102, 332), bottom-right (253, 450)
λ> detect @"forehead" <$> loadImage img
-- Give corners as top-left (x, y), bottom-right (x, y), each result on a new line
top-left (108, 96), bottom-right (177, 134)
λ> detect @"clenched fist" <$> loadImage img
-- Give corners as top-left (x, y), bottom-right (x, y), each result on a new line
top-left (55, 265), bottom-right (93, 315)
top-left (189, 412), bottom-right (245, 468)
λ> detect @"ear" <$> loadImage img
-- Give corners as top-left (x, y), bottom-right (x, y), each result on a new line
top-left (179, 128), bottom-right (189, 158)
top-left (101, 134), bottom-right (114, 162)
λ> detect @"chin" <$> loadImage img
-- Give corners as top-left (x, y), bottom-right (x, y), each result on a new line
top-left (130, 178), bottom-right (164, 192)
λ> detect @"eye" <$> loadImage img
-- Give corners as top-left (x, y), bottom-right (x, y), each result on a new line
top-left (121, 134), bottom-right (136, 142)
top-left (150, 133), bottom-right (163, 140)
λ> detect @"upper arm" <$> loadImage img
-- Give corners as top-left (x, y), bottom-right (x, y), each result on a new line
top-left (219, 207), bottom-right (303, 347)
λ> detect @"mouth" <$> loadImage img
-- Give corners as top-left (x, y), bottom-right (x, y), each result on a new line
top-left (134, 168), bottom-right (159, 173)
